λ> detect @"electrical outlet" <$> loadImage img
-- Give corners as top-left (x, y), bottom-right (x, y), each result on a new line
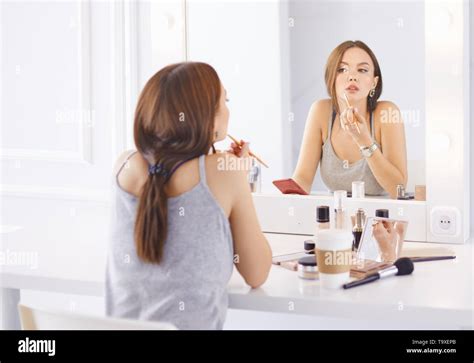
top-left (430, 206), bottom-right (461, 237)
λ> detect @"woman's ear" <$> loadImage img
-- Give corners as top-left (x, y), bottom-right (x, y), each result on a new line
top-left (373, 76), bottom-right (379, 89)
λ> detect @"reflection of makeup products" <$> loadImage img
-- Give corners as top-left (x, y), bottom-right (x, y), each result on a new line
top-left (415, 185), bottom-right (426, 201)
top-left (227, 134), bottom-right (269, 168)
top-left (342, 92), bottom-right (360, 134)
top-left (396, 185), bottom-right (414, 200)
top-left (304, 240), bottom-right (315, 254)
top-left (333, 190), bottom-right (347, 229)
top-left (316, 205), bottom-right (330, 234)
top-left (297, 256), bottom-right (318, 280)
top-left (247, 158), bottom-right (261, 193)
top-left (396, 184), bottom-right (406, 199)
top-left (375, 209), bottom-right (389, 218)
top-left (352, 181), bottom-right (365, 198)
top-left (352, 209), bottom-right (366, 251)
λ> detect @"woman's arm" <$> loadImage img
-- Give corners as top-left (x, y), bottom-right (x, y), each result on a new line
top-left (228, 156), bottom-right (272, 288)
top-left (292, 100), bottom-right (327, 193)
top-left (354, 101), bottom-right (408, 198)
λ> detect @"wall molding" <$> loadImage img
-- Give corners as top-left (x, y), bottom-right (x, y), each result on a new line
top-left (0, 1), bottom-right (92, 164)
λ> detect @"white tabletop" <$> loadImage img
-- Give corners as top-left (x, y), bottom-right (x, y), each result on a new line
top-left (1, 231), bottom-right (472, 328)
top-left (228, 233), bottom-right (473, 328)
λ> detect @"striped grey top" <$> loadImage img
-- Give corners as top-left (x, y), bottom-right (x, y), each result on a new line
top-left (105, 152), bottom-right (234, 329)
top-left (320, 111), bottom-right (387, 196)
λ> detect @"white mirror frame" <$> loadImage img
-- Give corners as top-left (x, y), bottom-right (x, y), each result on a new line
top-left (142, 0), bottom-right (470, 243)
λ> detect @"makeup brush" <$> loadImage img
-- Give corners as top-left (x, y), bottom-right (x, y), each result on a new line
top-left (342, 92), bottom-right (360, 134)
top-left (227, 134), bottom-right (269, 168)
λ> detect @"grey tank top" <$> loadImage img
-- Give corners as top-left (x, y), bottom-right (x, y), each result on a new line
top-left (105, 152), bottom-right (234, 329)
top-left (320, 111), bottom-right (387, 196)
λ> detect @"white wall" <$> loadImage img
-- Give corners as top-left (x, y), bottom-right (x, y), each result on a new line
top-left (287, 0), bottom-right (426, 193)
top-left (0, 0), bottom-right (115, 325)
top-left (186, 0), bottom-right (289, 192)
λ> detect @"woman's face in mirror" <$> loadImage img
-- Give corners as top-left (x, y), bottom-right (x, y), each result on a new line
top-left (335, 47), bottom-right (379, 105)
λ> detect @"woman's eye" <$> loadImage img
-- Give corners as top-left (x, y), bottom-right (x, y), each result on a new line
top-left (359, 69), bottom-right (368, 73)
top-left (337, 68), bottom-right (348, 73)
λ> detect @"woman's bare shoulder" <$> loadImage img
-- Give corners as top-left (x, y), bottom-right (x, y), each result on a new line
top-left (114, 150), bottom-right (148, 197)
top-left (374, 100), bottom-right (400, 115)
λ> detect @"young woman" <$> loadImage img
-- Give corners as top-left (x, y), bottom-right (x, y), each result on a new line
top-left (292, 40), bottom-right (407, 198)
top-left (106, 62), bottom-right (272, 330)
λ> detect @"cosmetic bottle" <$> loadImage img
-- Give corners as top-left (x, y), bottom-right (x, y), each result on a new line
top-left (396, 184), bottom-right (407, 200)
top-left (247, 158), bottom-right (261, 193)
top-left (375, 209), bottom-right (389, 218)
top-left (352, 208), bottom-right (366, 251)
top-left (315, 205), bottom-right (330, 236)
top-left (352, 181), bottom-right (365, 198)
top-left (304, 240), bottom-right (315, 255)
top-left (334, 190), bottom-right (347, 229)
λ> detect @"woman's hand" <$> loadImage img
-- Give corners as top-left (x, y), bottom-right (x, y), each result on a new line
top-left (228, 139), bottom-right (250, 158)
top-left (372, 221), bottom-right (397, 263)
top-left (340, 107), bottom-right (373, 148)
top-left (227, 140), bottom-right (252, 171)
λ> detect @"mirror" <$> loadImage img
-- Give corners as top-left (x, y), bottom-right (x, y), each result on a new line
top-left (287, 0), bottom-right (425, 196)
top-left (145, 0), bottom-right (470, 242)
top-left (185, 0), bottom-right (427, 199)
top-left (357, 217), bottom-right (409, 263)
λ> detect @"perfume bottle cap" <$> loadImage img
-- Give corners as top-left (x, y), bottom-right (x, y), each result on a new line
top-left (334, 190), bottom-right (347, 210)
top-left (375, 209), bottom-right (389, 218)
top-left (316, 205), bottom-right (330, 222)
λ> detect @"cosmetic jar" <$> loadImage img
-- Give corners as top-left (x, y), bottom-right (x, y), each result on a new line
top-left (297, 256), bottom-right (318, 280)
top-left (375, 209), bottom-right (389, 218)
top-left (304, 240), bottom-right (315, 254)
top-left (352, 181), bottom-right (365, 198)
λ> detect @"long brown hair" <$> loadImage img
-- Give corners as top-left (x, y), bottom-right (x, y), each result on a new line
top-left (133, 62), bottom-right (221, 264)
top-left (324, 40), bottom-right (383, 114)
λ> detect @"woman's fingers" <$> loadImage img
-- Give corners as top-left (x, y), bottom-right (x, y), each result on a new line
top-left (340, 107), bottom-right (356, 131)
top-left (239, 141), bottom-right (250, 158)
top-left (228, 140), bottom-right (250, 158)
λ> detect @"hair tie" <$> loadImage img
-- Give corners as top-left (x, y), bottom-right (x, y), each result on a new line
top-left (148, 163), bottom-right (169, 178)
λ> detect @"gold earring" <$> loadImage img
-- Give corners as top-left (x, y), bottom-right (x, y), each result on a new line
top-left (369, 88), bottom-right (376, 97)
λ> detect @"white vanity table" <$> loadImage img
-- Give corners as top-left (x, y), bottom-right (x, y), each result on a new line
top-left (1, 227), bottom-right (472, 330)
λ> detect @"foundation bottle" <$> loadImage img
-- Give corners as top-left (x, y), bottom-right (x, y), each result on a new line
top-left (315, 205), bottom-right (330, 238)
top-left (334, 190), bottom-right (347, 229)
